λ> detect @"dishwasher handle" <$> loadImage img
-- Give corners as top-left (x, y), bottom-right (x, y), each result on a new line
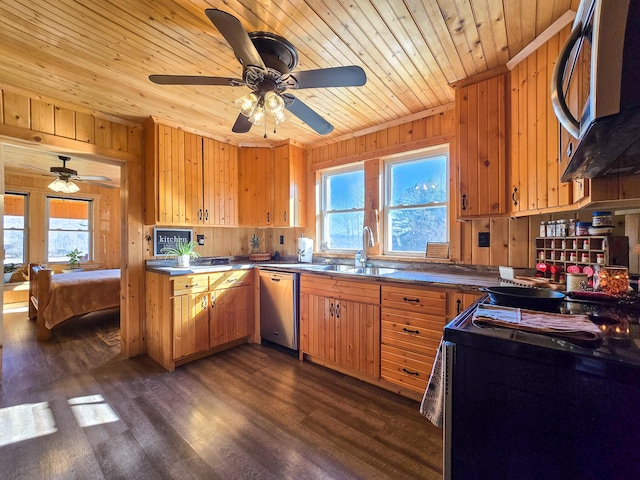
top-left (270, 277), bottom-right (281, 282)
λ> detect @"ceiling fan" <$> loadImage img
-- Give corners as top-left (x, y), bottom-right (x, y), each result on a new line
top-left (149, 8), bottom-right (367, 136)
top-left (22, 156), bottom-right (114, 191)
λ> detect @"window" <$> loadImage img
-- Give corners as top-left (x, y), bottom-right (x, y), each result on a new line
top-left (384, 147), bottom-right (449, 255)
top-left (4, 193), bottom-right (28, 265)
top-left (47, 197), bottom-right (92, 263)
top-left (319, 166), bottom-right (364, 250)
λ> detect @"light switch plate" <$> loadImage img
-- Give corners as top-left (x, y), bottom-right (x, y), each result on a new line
top-left (478, 232), bottom-right (490, 247)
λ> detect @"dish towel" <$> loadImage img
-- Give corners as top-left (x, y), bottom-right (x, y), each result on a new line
top-left (420, 339), bottom-right (444, 428)
top-left (472, 303), bottom-right (603, 343)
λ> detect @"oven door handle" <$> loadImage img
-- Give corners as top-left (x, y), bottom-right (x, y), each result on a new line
top-left (550, 21), bottom-right (583, 139)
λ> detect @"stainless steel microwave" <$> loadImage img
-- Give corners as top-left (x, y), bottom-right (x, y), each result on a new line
top-left (551, 0), bottom-right (640, 181)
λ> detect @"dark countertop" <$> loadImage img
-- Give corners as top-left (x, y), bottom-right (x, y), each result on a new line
top-left (145, 259), bottom-right (501, 291)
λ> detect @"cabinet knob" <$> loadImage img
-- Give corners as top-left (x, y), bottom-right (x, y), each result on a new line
top-left (456, 298), bottom-right (462, 315)
top-left (283, 211), bottom-right (287, 222)
top-left (204, 209), bottom-right (209, 221)
top-left (402, 368), bottom-right (420, 377)
top-left (512, 187), bottom-right (519, 206)
top-left (335, 303), bottom-right (341, 319)
top-left (266, 212), bottom-right (270, 223)
top-left (461, 194), bottom-right (467, 211)
top-left (198, 209), bottom-right (203, 221)
top-left (184, 283), bottom-right (199, 288)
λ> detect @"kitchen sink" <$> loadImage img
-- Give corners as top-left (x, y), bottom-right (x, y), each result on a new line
top-left (305, 264), bottom-right (353, 272)
top-left (346, 267), bottom-right (397, 275)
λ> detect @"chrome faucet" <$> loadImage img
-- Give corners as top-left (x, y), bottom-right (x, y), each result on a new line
top-left (361, 226), bottom-right (374, 266)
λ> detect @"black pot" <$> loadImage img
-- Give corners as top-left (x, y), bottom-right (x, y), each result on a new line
top-left (482, 286), bottom-right (566, 312)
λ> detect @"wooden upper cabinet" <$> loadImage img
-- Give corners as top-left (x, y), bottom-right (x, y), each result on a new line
top-left (238, 143), bottom-right (306, 227)
top-left (509, 26), bottom-right (573, 215)
top-left (144, 118), bottom-right (238, 226)
top-left (456, 74), bottom-right (507, 218)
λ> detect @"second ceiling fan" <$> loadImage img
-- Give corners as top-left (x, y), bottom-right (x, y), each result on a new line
top-left (149, 8), bottom-right (367, 136)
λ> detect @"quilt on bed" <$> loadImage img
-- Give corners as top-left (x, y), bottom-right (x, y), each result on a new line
top-left (42, 269), bottom-right (121, 329)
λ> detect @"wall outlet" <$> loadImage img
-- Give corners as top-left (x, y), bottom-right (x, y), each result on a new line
top-left (279, 235), bottom-right (284, 245)
top-left (478, 232), bottom-right (490, 247)
top-left (197, 234), bottom-right (205, 246)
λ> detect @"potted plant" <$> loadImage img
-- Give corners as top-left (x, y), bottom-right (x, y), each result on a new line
top-left (248, 233), bottom-right (271, 261)
top-left (4, 263), bottom-right (17, 283)
top-left (162, 240), bottom-right (200, 267)
top-left (64, 248), bottom-right (84, 272)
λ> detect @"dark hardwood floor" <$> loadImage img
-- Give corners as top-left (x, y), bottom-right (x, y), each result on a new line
top-left (0, 307), bottom-right (443, 479)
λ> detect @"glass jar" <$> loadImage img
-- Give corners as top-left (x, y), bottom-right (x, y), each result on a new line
top-left (556, 219), bottom-right (567, 237)
top-left (576, 221), bottom-right (592, 236)
top-left (569, 252), bottom-right (577, 262)
top-left (596, 253), bottom-right (605, 264)
top-left (592, 211), bottom-right (612, 227)
top-left (540, 221), bottom-right (546, 237)
top-left (567, 219), bottom-right (577, 237)
top-left (594, 266), bottom-right (629, 295)
top-left (581, 253), bottom-right (590, 263)
top-left (546, 221), bottom-right (556, 238)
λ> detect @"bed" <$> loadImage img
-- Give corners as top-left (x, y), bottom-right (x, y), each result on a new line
top-left (28, 264), bottom-right (121, 340)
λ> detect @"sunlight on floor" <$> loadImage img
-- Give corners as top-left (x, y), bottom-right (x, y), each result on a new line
top-left (2, 305), bottom-right (29, 314)
top-left (0, 402), bottom-right (57, 447)
top-left (68, 394), bottom-right (120, 428)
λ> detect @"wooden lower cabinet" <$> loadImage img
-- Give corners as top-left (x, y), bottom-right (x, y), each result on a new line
top-left (381, 284), bottom-right (447, 394)
top-left (146, 269), bottom-right (254, 371)
top-left (299, 274), bottom-right (380, 379)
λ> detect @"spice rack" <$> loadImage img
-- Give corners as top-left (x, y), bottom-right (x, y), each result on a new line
top-left (535, 236), bottom-right (629, 270)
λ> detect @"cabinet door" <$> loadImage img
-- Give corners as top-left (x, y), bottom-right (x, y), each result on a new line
top-left (299, 292), bottom-right (335, 361)
top-left (335, 300), bottom-right (380, 378)
top-left (184, 132), bottom-right (203, 224)
top-left (457, 75), bottom-right (507, 218)
top-left (447, 291), bottom-right (483, 321)
top-left (173, 292), bottom-right (210, 360)
top-left (152, 124), bottom-right (187, 224)
top-left (203, 137), bottom-right (238, 226)
top-left (238, 147), bottom-right (273, 226)
top-left (272, 144), bottom-right (306, 227)
top-left (210, 284), bottom-right (254, 347)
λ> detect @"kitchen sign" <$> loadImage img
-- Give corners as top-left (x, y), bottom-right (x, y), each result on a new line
top-left (153, 228), bottom-right (193, 256)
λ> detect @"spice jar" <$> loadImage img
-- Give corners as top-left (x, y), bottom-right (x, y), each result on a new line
top-left (594, 266), bottom-right (629, 295)
top-left (597, 253), bottom-right (605, 264)
top-left (581, 253), bottom-right (590, 263)
top-left (567, 219), bottom-right (577, 237)
top-left (557, 219), bottom-right (567, 237)
top-left (546, 220), bottom-right (556, 238)
top-left (592, 211), bottom-right (612, 227)
top-left (576, 222), bottom-right (591, 236)
top-left (540, 221), bottom-right (546, 237)
top-left (569, 252), bottom-right (577, 262)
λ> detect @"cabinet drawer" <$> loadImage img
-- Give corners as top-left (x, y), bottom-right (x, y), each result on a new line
top-left (300, 274), bottom-right (380, 305)
top-left (172, 274), bottom-right (209, 295)
top-left (381, 319), bottom-right (442, 353)
top-left (381, 344), bottom-right (432, 392)
top-left (209, 270), bottom-right (252, 289)
top-left (381, 285), bottom-right (446, 316)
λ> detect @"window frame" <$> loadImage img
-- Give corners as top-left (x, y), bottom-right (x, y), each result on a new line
top-left (382, 145), bottom-right (450, 257)
top-left (318, 164), bottom-right (365, 253)
top-left (3, 191), bottom-right (29, 265)
top-left (46, 196), bottom-right (94, 264)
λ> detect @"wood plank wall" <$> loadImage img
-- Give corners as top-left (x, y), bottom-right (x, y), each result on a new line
top-left (0, 88), bottom-right (142, 158)
top-left (5, 171), bottom-right (121, 270)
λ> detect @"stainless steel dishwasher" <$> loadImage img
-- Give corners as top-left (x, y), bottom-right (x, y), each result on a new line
top-left (259, 270), bottom-right (299, 351)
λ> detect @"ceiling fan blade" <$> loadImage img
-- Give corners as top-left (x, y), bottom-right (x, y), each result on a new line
top-left (284, 95), bottom-right (334, 135)
top-left (19, 163), bottom-right (53, 174)
top-left (74, 175), bottom-right (112, 182)
top-left (232, 113), bottom-right (252, 133)
top-left (205, 9), bottom-right (266, 71)
top-left (289, 66), bottom-right (367, 89)
top-left (149, 75), bottom-right (241, 86)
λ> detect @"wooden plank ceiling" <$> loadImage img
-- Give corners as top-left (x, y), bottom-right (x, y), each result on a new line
top-left (0, 0), bottom-right (580, 148)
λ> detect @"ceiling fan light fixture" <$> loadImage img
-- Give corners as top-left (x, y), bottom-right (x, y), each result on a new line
top-left (48, 178), bottom-right (80, 194)
top-left (249, 106), bottom-right (266, 126)
top-left (235, 93), bottom-right (258, 117)
top-left (274, 110), bottom-right (286, 125)
top-left (263, 91), bottom-right (285, 115)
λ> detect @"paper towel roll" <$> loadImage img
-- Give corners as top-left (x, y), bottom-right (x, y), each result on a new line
top-left (298, 237), bottom-right (314, 263)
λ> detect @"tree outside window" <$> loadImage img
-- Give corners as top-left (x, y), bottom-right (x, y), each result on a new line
top-left (385, 149), bottom-right (449, 254)
top-left (4, 193), bottom-right (27, 265)
top-left (320, 168), bottom-right (364, 250)
top-left (47, 197), bottom-right (92, 263)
